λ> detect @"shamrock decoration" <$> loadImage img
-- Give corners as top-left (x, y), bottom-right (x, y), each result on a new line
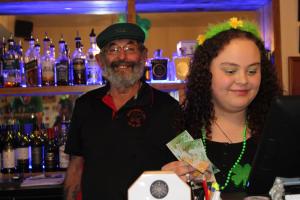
top-left (231, 163), bottom-right (251, 188)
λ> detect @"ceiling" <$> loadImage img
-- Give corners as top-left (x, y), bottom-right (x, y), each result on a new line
top-left (0, 0), bottom-right (271, 15)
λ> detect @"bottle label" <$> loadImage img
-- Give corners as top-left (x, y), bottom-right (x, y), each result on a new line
top-left (56, 60), bottom-right (69, 82)
top-left (42, 60), bottom-right (54, 81)
top-left (25, 59), bottom-right (39, 86)
top-left (3, 58), bottom-right (20, 70)
top-left (31, 146), bottom-right (42, 165)
top-left (59, 145), bottom-right (70, 168)
top-left (2, 149), bottom-right (15, 168)
top-left (45, 151), bottom-right (57, 169)
top-left (151, 59), bottom-right (168, 80)
top-left (16, 147), bottom-right (29, 160)
top-left (73, 58), bottom-right (86, 84)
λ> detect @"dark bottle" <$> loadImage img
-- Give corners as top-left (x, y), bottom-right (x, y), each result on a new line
top-left (72, 32), bottom-right (86, 85)
top-left (15, 123), bottom-right (30, 173)
top-left (1, 124), bottom-right (16, 174)
top-left (55, 35), bottom-right (69, 86)
top-left (44, 128), bottom-right (58, 171)
top-left (0, 37), bottom-right (6, 88)
top-left (30, 124), bottom-right (44, 172)
top-left (151, 49), bottom-right (169, 80)
top-left (58, 115), bottom-right (70, 170)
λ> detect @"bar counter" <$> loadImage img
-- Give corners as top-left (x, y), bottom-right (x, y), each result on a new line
top-left (0, 172), bottom-right (64, 200)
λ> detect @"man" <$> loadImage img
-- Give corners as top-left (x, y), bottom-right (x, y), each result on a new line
top-left (64, 23), bottom-right (179, 200)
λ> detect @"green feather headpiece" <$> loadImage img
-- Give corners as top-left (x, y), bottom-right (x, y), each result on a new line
top-left (196, 17), bottom-right (261, 46)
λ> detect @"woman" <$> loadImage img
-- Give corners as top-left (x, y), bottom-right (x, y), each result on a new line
top-left (163, 18), bottom-right (282, 193)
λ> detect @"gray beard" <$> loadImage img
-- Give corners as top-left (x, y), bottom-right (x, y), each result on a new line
top-left (102, 61), bottom-right (144, 90)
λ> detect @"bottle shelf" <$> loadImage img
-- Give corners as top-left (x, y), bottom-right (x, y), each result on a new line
top-left (0, 82), bottom-right (185, 97)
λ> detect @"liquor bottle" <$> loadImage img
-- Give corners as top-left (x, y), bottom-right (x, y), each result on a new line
top-left (65, 43), bottom-right (73, 85)
top-left (0, 124), bottom-right (7, 171)
top-left (144, 59), bottom-right (152, 82)
top-left (86, 28), bottom-right (101, 85)
top-left (72, 32), bottom-right (86, 85)
top-left (34, 38), bottom-right (42, 87)
top-left (55, 36), bottom-right (69, 86)
top-left (24, 35), bottom-right (40, 87)
top-left (58, 115), bottom-right (70, 170)
top-left (44, 127), bottom-right (58, 171)
top-left (15, 123), bottom-right (30, 173)
top-left (2, 34), bottom-right (21, 87)
top-left (41, 33), bottom-right (55, 86)
top-left (50, 40), bottom-right (55, 60)
top-left (150, 49), bottom-right (169, 81)
top-left (1, 124), bottom-right (16, 174)
top-left (15, 40), bottom-right (26, 87)
top-left (0, 37), bottom-right (5, 88)
top-left (30, 123), bottom-right (44, 172)
top-left (173, 48), bottom-right (190, 81)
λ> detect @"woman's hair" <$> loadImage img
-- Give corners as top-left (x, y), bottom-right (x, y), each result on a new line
top-left (184, 29), bottom-right (282, 140)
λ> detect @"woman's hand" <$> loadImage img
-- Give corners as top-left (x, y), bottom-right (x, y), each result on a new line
top-left (162, 161), bottom-right (213, 184)
top-left (162, 161), bottom-right (198, 182)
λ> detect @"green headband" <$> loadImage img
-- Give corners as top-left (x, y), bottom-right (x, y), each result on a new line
top-left (196, 17), bottom-right (261, 46)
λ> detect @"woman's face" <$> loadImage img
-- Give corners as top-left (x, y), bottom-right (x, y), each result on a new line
top-left (210, 38), bottom-right (261, 113)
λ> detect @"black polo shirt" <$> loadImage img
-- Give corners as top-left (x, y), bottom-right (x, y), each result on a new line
top-left (65, 82), bottom-right (179, 200)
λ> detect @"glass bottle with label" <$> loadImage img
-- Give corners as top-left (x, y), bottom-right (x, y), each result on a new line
top-left (58, 114), bottom-right (70, 170)
top-left (56, 36), bottom-right (69, 86)
top-left (86, 28), bottom-right (101, 85)
top-left (1, 124), bottom-right (16, 174)
top-left (44, 127), bottom-right (58, 172)
top-left (30, 123), bottom-right (44, 172)
top-left (151, 49), bottom-right (169, 81)
top-left (34, 38), bottom-right (42, 87)
top-left (0, 37), bottom-right (5, 88)
top-left (72, 32), bottom-right (86, 85)
top-left (15, 40), bottom-right (26, 87)
top-left (173, 48), bottom-right (190, 81)
top-left (24, 35), bottom-right (40, 87)
top-left (41, 33), bottom-right (55, 86)
top-left (2, 34), bottom-right (21, 87)
top-left (15, 123), bottom-right (30, 173)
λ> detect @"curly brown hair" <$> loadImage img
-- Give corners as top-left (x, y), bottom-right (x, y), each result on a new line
top-left (183, 29), bottom-right (282, 140)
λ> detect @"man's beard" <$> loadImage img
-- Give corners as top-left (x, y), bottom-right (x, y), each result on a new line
top-left (102, 60), bottom-right (144, 90)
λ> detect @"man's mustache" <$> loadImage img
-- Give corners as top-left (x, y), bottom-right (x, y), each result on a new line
top-left (110, 61), bottom-right (137, 69)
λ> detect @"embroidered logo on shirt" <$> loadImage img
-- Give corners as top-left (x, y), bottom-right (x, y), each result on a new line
top-left (126, 108), bottom-right (146, 127)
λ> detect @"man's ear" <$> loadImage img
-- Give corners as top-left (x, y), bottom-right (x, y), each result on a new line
top-left (95, 53), bottom-right (105, 70)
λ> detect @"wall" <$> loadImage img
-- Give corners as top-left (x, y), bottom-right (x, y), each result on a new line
top-left (14, 11), bottom-right (259, 59)
top-left (279, 0), bottom-right (299, 94)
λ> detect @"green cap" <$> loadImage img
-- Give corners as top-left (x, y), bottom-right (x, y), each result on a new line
top-left (96, 23), bottom-right (145, 49)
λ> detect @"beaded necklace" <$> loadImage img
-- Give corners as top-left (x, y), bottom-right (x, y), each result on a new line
top-left (201, 123), bottom-right (247, 190)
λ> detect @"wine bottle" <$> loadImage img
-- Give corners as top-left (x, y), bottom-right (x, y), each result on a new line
top-left (15, 123), bottom-right (30, 173)
top-left (1, 124), bottom-right (16, 174)
top-left (44, 127), bottom-right (58, 172)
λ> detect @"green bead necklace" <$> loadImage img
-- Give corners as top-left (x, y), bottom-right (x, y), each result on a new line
top-left (201, 123), bottom-right (247, 191)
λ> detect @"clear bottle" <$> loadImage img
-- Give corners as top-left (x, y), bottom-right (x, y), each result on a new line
top-left (65, 43), bottom-right (73, 85)
top-left (41, 33), bottom-right (55, 86)
top-left (72, 32), bottom-right (86, 85)
top-left (86, 28), bottom-right (101, 85)
top-left (150, 49), bottom-right (169, 81)
top-left (55, 36), bottom-right (69, 86)
top-left (50, 40), bottom-right (55, 60)
top-left (34, 38), bottom-right (42, 87)
top-left (24, 35), bottom-right (40, 87)
top-left (58, 115), bottom-right (70, 170)
top-left (2, 34), bottom-right (21, 87)
top-left (15, 123), bottom-right (30, 173)
top-left (15, 40), bottom-right (26, 87)
top-left (173, 48), bottom-right (190, 81)
top-left (1, 124), bottom-right (16, 174)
